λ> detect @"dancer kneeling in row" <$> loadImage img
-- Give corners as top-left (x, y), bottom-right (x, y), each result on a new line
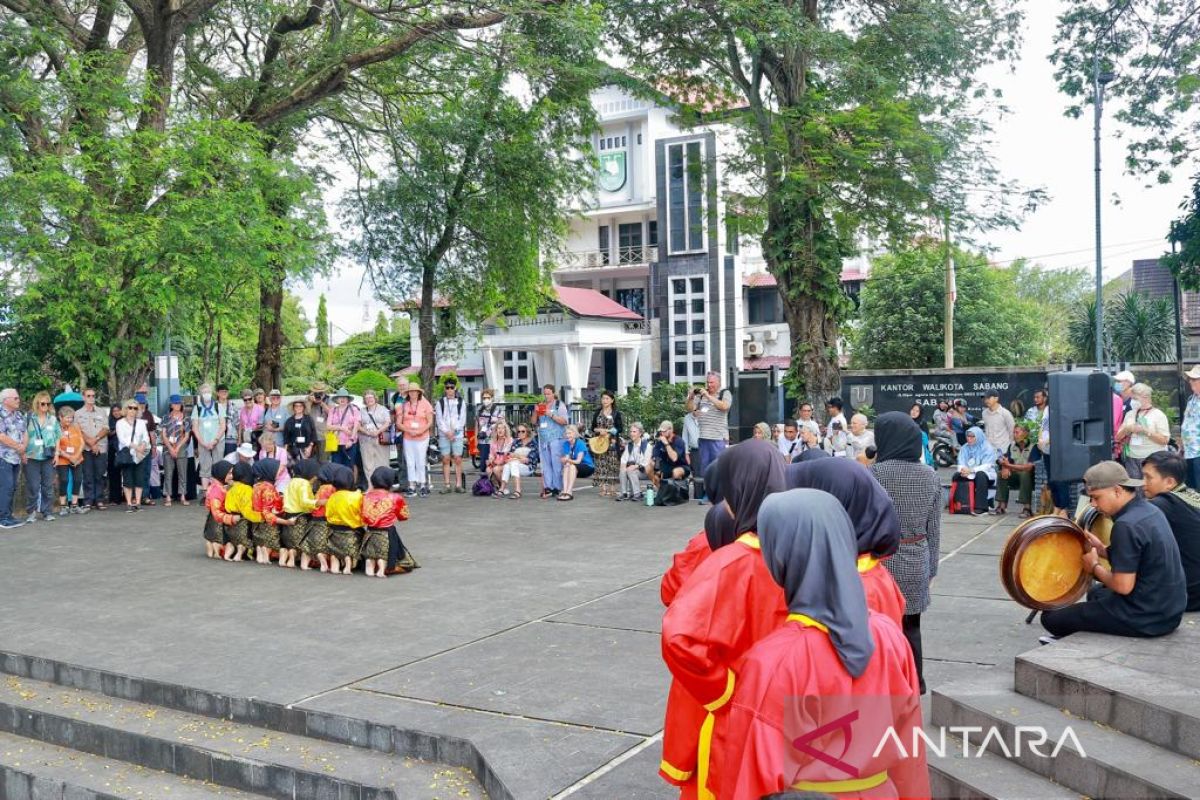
top-left (203, 461), bottom-right (240, 558)
top-left (325, 465), bottom-right (362, 575)
top-left (361, 467), bottom-right (413, 578)
top-left (223, 462), bottom-right (256, 561)
top-left (281, 459), bottom-right (320, 569)
top-left (251, 458), bottom-right (296, 565)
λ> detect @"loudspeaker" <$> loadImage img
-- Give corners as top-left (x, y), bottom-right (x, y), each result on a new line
top-left (1047, 371), bottom-right (1113, 483)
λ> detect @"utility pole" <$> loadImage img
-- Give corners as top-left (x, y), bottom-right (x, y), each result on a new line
top-left (1093, 52), bottom-right (1115, 369)
top-left (943, 210), bottom-right (955, 369)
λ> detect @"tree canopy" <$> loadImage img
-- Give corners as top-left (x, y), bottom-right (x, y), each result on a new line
top-left (851, 243), bottom-right (1045, 369)
top-left (605, 0), bottom-right (1035, 406)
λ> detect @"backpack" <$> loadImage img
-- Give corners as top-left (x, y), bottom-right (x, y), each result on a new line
top-left (654, 477), bottom-right (690, 507)
top-left (471, 476), bottom-right (494, 496)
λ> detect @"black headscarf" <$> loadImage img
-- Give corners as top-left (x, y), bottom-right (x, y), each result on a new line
top-left (211, 460), bottom-right (233, 483)
top-left (703, 460), bottom-right (725, 506)
top-left (317, 462), bottom-right (340, 486)
top-left (759, 489), bottom-right (876, 678)
top-left (292, 458), bottom-right (319, 482)
top-left (232, 461), bottom-right (255, 486)
top-left (331, 464), bottom-right (356, 491)
top-left (873, 411), bottom-right (923, 463)
top-left (253, 458), bottom-right (279, 484)
top-left (371, 466), bottom-right (398, 490)
top-left (785, 458), bottom-right (900, 558)
top-left (796, 448), bottom-right (831, 462)
top-left (703, 503), bottom-right (738, 551)
top-left (716, 439), bottom-right (787, 541)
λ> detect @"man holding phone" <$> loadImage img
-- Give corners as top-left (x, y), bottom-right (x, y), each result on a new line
top-left (651, 421), bottom-right (690, 489)
top-left (686, 371), bottom-right (732, 501)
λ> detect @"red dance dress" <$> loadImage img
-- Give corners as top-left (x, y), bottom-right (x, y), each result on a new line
top-left (660, 533), bottom-right (788, 798)
top-left (858, 555), bottom-right (906, 626)
top-left (715, 613), bottom-right (929, 800)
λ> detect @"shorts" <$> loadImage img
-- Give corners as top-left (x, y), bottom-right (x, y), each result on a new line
top-left (438, 433), bottom-right (465, 457)
top-left (575, 463), bottom-right (595, 479)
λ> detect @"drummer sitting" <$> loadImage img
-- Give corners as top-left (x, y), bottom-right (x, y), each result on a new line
top-left (1040, 461), bottom-right (1187, 643)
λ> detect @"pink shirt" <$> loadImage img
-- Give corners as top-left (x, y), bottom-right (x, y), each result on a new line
top-left (328, 404), bottom-right (361, 447)
top-left (399, 398), bottom-right (434, 441)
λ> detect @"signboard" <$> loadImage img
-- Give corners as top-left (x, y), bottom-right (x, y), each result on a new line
top-left (598, 151), bottom-right (627, 192)
top-left (840, 369), bottom-right (1050, 418)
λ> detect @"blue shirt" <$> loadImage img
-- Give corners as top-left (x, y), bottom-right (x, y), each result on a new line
top-left (25, 413), bottom-right (60, 462)
top-left (0, 407), bottom-right (25, 465)
top-left (1183, 395), bottom-right (1200, 459)
top-left (537, 401), bottom-right (568, 442)
top-left (561, 438), bottom-right (593, 468)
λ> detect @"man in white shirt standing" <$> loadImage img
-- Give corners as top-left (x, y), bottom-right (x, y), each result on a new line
top-left (777, 421), bottom-right (802, 462)
top-left (981, 390), bottom-right (1015, 455)
top-left (795, 402), bottom-right (821, 439)
top-left (436, 378), bottom-right (468, 493)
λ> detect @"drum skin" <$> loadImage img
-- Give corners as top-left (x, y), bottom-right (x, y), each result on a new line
top-left (1000, 516), bottom-right (1092, 611)
top-left (1075, 504), bottom-right (1113, 549)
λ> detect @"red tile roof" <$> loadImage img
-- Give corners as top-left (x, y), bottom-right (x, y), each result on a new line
top-left (554, 286), bottom-right (642, 321)
top-left (744, 272), bottom-right (777, 288)
top-left (743, 356), bottom-right (791, 371)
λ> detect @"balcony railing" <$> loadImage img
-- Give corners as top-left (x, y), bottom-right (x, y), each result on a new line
top-left (555, 245), bottom-right (658, 271)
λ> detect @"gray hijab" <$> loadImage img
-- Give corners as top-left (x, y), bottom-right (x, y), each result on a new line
top-left (758, 489), bottom-right (876, 678)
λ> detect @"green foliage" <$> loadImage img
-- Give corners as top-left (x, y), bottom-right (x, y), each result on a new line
top-left (610, 382), bottom-right (695, 437)
top-left (344, 369), bottom-right (393, 397)
top-left (1052, 1), bottom-right (1200, 177)
top-left (373, 312), bottom-right (390, 338)
top-left (1165, 177), bottom-right (1200, 289)
top-left (1068, 293), bottom-right (1177, 365)
top-left (434, 371), bottom-right (461, 400)
top-left (606, 0), bottom-right (1034, 399)
top-left (1006, 260), bottom-right (1093, 362)
top-left (315, 295), bottom-right (330, 362)
top-left (333, 330), bottom-right (411, 379)
top-left (851, 242), bottom-right (1045, 368)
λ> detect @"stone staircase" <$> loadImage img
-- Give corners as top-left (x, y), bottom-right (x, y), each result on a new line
top-left (0, 654), bottom-right (486, 800)
top-left (928, 618), bottom-right (1200, 799)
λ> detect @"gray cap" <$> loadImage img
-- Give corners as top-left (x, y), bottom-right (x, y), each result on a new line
top-left (1084, 460), bottom-right (1143, 490)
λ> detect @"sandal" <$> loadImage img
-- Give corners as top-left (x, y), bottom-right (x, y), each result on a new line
top-left (540, 490), bottom-right (551, 499)
top-left (511, 491), bottom-right (521, 499)
top-left (163, 499), bottom-right (172, 507)
top-left (557, 493), bottom-right (573, 501)
top-left (1019, 508), bottom-right (1033, 518)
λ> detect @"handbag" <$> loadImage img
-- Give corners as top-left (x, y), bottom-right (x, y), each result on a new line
top-left (115, 420), bottom-right (139, 466)
top-left (588, 435), bottom-right (610, 455)
top-left (325, 431), bottom-right (339, 452)
top-left (471, 476), bottom-right (495, 496)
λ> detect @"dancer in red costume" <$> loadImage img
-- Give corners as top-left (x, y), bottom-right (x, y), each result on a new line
top-left (716, 489), bottom-right (929, 799)
top-left (785, 458), bottom-right (906, 624)
top-left (660, 440), bottom-right (788, 797)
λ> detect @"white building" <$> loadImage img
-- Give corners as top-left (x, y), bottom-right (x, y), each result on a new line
top-left (407, 84), bottom-right (867, 401)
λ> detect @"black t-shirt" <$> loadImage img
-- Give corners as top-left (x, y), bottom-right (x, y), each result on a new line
top-left (1149, 491), bottom-right (1200, 612)
top-left (1096, 497), bottom-right (1188, 634)
top-left (653, 434), bottom-right (688, 471)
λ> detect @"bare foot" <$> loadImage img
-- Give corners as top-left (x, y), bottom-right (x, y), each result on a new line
top-left (376, 571), bottom-right (387, 579)
top-left (319, 564), bottom-right (329, 573)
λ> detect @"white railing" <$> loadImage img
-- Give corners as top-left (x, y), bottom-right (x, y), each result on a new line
top-left (555, 245), bottom-right (658, 271)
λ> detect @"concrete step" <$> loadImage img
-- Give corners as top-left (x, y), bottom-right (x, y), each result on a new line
top-left (0, 674), bottom-right (484, 800)
top-left (927, 730), bottom-right (1082, 800)
top-left (1014, 625), bottom-right (1200, 761)
top-left (932, 673), bottom-right (1200, 799)
top-left (0, 729), bottom-right (267, 799)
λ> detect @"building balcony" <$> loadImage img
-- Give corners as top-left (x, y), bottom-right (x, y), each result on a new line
top-left (553, 245), bottom-right (659, 272)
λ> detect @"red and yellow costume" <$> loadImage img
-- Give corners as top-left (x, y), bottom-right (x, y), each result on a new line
top-left (660, 532), bottom-right (788, 798)
top-left (858, 555), bottom-right (906, 626)
top-left (251, 481), bottom-right (287, 525)
top-left (205, 482), bottom-right (236, 525)
top-left (661, 531), bottom-right (711, 607)
top-left (361, 489), bottom-right (409, 528)
top-left (312, 483), bottom-right (335, 518)
top-left (715, 613), bottom-right (928, 799)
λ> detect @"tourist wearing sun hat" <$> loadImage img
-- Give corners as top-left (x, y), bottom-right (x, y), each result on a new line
top-left (327, 387), bottom-right (362, 483)
top-left (283, 397), bottom-right (316, 460)
top-left (309, 382), bottom-right (331, 463)
top-left (397, 380), bottom-right (434, 496)
top-left (263, 388), bottom-right (288, 447)
top-left (1182, 366), bottom-right (1200, 489)
top-left (161, 394), bottom-right (192, 507)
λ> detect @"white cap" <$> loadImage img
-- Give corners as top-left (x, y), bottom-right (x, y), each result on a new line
top-left (1114, 370), bottom-right (1136, 384)
top-left (236, 443), bottom-right (255, 459)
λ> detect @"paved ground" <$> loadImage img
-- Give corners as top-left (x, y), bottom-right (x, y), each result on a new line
top-left (0, 480), bottom-right (1040, 798)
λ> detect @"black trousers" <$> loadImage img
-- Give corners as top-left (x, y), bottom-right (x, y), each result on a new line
top-left (82, 451), bottom-right (107, 506)
top-left (1041, 586), bottom-right (1171, 638)
top-left (902, 613), bottom-right (925, 694)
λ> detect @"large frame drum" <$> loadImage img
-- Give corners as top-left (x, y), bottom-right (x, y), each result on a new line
top-left (1000, 516), bottom-right (1093, 611)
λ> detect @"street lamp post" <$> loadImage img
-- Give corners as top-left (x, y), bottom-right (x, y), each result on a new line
top-left (1093, 53), bottom-right (1116, 369)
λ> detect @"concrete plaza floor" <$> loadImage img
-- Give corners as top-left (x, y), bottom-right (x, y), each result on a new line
top-left (0, 484), bottom-right (1037, 798)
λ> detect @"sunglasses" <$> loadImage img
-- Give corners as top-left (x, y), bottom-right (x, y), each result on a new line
top-left (516, 428), bottom-right (528, 433)
top-left (38, 402), bottom-right (50, 406)
top-left (125, 405), bottom-right (138, 410)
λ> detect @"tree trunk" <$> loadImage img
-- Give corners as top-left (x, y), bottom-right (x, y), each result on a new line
top-left (216, 326), bottom-right (224, 385)
top-left (254, 277), bottom-right (284, 391)
top-left (418, 256), bottom-right (438, 393)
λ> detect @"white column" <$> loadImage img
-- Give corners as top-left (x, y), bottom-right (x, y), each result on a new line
top-left (617, 347), bottom-right (637, 395)
top-left (531, 349), bottom-right (553, 390)
top-left (481, 349), bottom-right (504, 398)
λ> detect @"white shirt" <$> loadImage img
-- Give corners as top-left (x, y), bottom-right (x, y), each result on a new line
top-left (847, 430), bottom-right (875, 459)
top-left (622, 438), bottom-right (652, 470)
top-left (777, 435), bottom-right (802, 460)
top-left (115, 418), bottom-right (150, 463)
top-left (436, 394), bottom-right (467, 435)
top-left (982, 405), bottom-right (1015, 454)
top-left (796, 418), bottom-right (820, 438)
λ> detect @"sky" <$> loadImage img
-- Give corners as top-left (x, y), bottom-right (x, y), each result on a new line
top-left (300, 0), bottom-right (1192, 342)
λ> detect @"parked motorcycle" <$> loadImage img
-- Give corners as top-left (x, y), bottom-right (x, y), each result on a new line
top-left (931, 430), bottom-right (959, 469)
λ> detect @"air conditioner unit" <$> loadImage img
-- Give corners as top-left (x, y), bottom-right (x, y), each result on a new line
top-left (745, 341), bottom-right (765, 357)
top-left (763, 329), bottom-right (779, 343)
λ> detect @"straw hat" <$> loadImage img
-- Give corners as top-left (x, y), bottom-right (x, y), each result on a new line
top-left (310, 381), bottom-right (329, 393)
top-left (1185, 366), bottom-right (1200, 381)
top-left (404, 380), bottom-right (425, 397)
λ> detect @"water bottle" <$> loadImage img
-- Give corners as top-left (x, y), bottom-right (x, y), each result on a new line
top-left (645, 488), bottom-right (655, 507)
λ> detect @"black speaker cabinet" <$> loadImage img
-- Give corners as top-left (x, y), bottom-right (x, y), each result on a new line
top-left (1047, 371), bottom-right (1113, 483)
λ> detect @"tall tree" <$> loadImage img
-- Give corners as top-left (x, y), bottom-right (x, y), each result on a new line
top-left (343, 13), bottom-right (598, 390)
top-left (314, 294), bottom-right (330, 364)
top-left (0, 0), bottom-right (567, 395)
top-left (373, 311), bottom-right (390, 338)
top-left (1052, 0), bottom-right (1200, 181)
top-left (606, 0), bottom-right (1033, 407)
top-left (851, 243), bottom-right (1044, 369)
top-left (1165, 177), bottom-right (1200, 288)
